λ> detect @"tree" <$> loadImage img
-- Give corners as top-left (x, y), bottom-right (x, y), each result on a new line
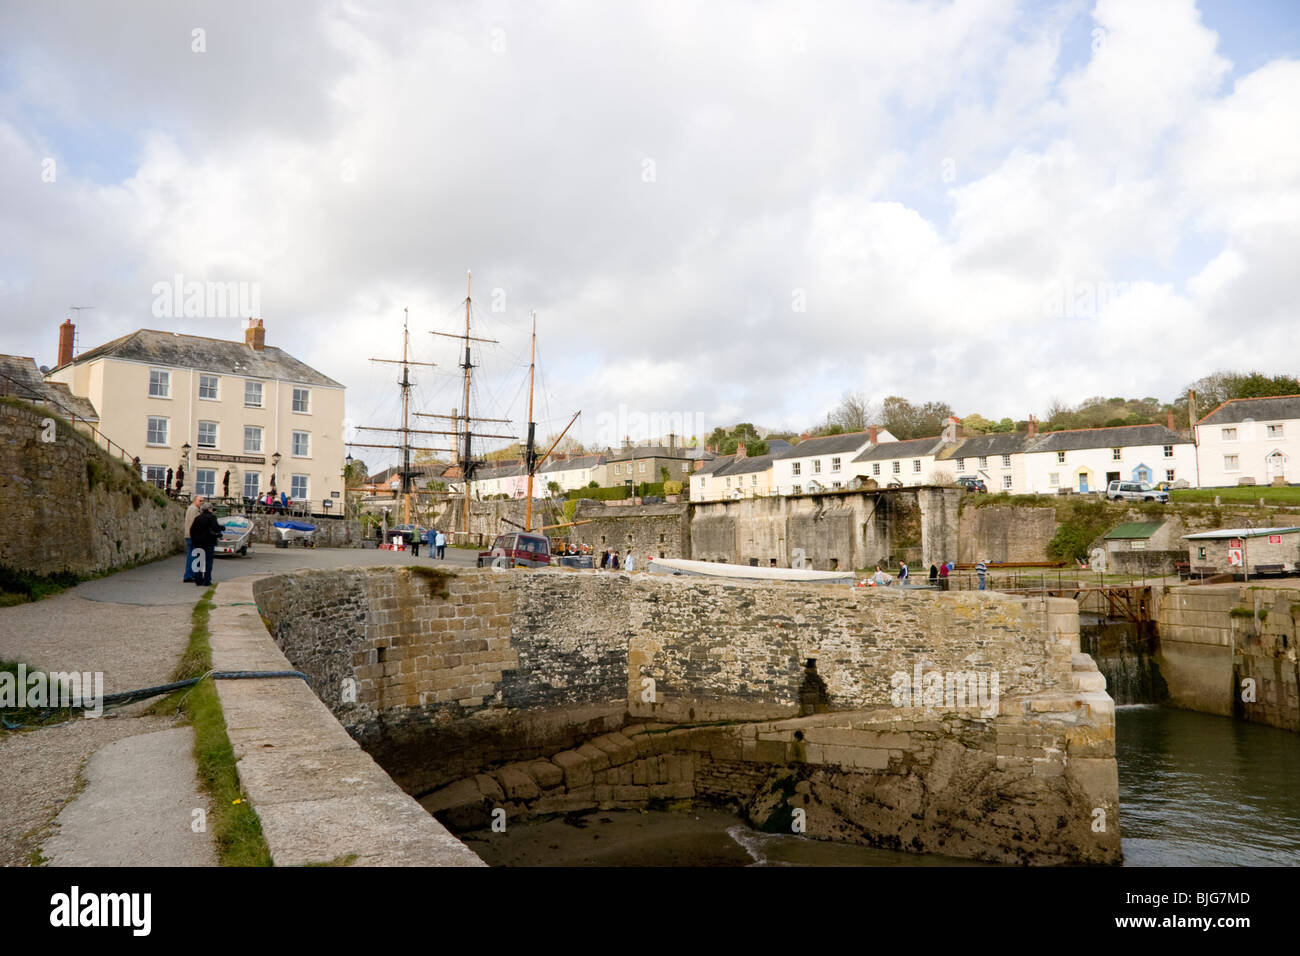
top-left (880, 396), bottom-right (954, 440)
top-left (547, 480), bottom-right (561, 496)
top-left (343, 458), bottom-right (369, 487)
top-left (707, 423), bottom-right (769, 456)
top-left (830, 391), bottom-right (876, 432)
top-left (485, 442), bottom-right (523, 462)
top-left (1179, 370), bottom-right (1300, 420)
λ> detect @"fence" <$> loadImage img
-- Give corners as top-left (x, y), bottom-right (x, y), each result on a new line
top-left (0, 367), bottom-right (137, 466)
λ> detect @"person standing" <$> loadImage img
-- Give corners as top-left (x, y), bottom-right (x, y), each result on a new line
top-left (976, 559), bottom-right (988, 591)
top-left (182, 495), bottom-right (204, 582)
top-left (625, 550), bottom-right (635, 573)
top-left (189, 501), bottom-right (222, 587)
top-left (610, 550), bottom-right (620, 571)
top-left (899, 561), bottom-right (909, 585)
top-left (929, 562), bottom-right (938, 586)
top-left (411, 529), bottom-right (421, 557)
top-left (435, 529), bottom-right (447, 560)
top-left (938, 561), bottom-right (950, 591)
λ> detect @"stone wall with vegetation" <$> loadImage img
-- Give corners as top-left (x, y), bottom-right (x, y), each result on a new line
top-left (958, 495), bottom-right (1291, 565)
top-left (0, 400), bottom-right (185, 578)
top-left (690, 486), bottom-right (961, 572)
top-left (254, 565), bottom-right (1120, 863)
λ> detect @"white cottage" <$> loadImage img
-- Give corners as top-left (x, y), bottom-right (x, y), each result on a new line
top-left (1194, 395), bottom-right (1300, 488)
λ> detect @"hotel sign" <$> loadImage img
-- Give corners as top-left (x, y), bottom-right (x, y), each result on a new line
top-left (196, 453), bottom-right (266, 465)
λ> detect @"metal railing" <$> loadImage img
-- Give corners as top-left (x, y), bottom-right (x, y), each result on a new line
top-left (0, 367), bottom-right (138, 466)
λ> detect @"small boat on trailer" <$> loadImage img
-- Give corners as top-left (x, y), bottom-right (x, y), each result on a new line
top-left (273, 521), bottom-right (317, 548)
top-left (645, 557), bottom-right (854, 585)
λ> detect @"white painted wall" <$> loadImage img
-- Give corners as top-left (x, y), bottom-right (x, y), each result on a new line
top-left (1195, 418), bottom-right (1299, 487)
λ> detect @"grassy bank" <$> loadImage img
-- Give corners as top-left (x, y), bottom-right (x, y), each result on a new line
top-left (1171, 486), bottom-right (1300, 506)
top-left (154, 588), bottom-right (273, 867)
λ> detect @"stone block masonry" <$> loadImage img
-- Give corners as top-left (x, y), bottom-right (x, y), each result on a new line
top-left (255, 566), bottom-right (1120, 863)
top-left (0, 401), bottom-right (185, 576)
top-left (1156, 585), bottom-right (1299, 731)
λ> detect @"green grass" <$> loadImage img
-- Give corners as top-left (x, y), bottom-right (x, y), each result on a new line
top-left (1171, 486), bottom-right (1300, 506)
top-left (153, 588), bottom-right (273, 867)
top-left (0, 565), bottom-right (84, 607)
top-left (0, 659), bottom-right (82, 732)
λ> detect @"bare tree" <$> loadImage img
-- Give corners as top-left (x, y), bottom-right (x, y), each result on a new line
top-left (832, 391), bottom-right (877, 432)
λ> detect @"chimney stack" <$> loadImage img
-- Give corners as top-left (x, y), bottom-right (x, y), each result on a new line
top-left (1028, 414), bottom-right (1037, 438)
top-left (57, 319), bottom-right (75, 367)
top-left (1167, 409), bottom-right (1175, 430)
top-left (868, 425), bottom-right (879, 444)
top-left (668, 432), bottom-right (677, 455)
top-left (736, 442), bottom-right (747, 460)
top-left (245, 317), bottom-right (266, 351)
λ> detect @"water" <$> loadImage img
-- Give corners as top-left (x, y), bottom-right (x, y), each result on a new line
top-left (1116, 705), bottom-right (1300, 866)
top-left (460, 706), bottom-right (1300, 866)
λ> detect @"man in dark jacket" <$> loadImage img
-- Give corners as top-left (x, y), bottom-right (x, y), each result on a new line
top-left (189, 502), bottom-right (222, 587)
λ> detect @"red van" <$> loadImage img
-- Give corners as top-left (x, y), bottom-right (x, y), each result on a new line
top-left (477, 532), bottom-right (552, 569)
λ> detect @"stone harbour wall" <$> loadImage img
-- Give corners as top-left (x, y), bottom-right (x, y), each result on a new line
top-left (0, 401), bottom-right (185, 576)
top-left (254, 565), bottom-right (1120, 862)
top-left (1156, 586), bottom-right (1300, 731)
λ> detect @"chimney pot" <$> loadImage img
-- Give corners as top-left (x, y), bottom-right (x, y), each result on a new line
top-left (57, 319), bottom-right (75, 368)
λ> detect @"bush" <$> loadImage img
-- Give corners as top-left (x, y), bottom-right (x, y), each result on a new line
top-left (565, 485), bottom-right (631, 502)
top-left (664, 480), bottom-right (683, 495)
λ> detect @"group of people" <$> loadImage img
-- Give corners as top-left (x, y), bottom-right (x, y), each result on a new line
top-left (182, 495), bottom-right (222, 587)
top-left (598, 548), bottom-right (639, 571)
top-left (924, 559), bottom-right (990, 590)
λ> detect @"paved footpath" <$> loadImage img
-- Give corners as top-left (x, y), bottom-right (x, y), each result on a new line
top-left (0, 545), bottom-right (466, 866)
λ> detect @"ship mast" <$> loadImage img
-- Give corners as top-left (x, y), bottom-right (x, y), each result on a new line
top-left (349, 308), bottom-right (441, 526)
top-left (524, 312), bottom-right (537, 530)
top-left (415, 271), bottom-right (515, 544)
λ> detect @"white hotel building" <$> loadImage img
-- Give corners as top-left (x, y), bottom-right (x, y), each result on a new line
top-left (45, 319), bottom-right (347, 507)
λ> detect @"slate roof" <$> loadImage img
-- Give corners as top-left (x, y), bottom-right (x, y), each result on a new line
top-left (765, 439), bottom-right (793, 453)
top-left (773, 431), bottom-right (875, 460)
top-left (56, 329), bottom-right (343, 388)
top-left (540, 454), bottom-right (604, 473)
top-left (604, 444), bottom-right (691, 463)
top-left (715, 454), bottom-right (775, 477)
top-left (852, 436), bottom-right (947, 462)
top-left (1025, 424), bottom-right (1190, 452)
top-left (940, 432), bottom-right (1033, 460)
top-left (0, 354), bottom-right (100, 422)
top-left (1104, 521), bottom-right (1165, 540)
top-left (474, 462), bottom-right (525, 480)
top-left (1197, 395), bottom-right (1300, 426)
top-left (368, 463), bottom-right (448, 484)
top-left (692, 455), bottom-right (735, 477)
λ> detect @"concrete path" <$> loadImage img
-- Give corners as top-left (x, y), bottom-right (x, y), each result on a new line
top-left (41, 727), bottom-right (218, 866)
top-left (1, 547), bottom-right (462, 866)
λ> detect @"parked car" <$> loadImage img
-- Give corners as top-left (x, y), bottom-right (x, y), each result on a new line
top-left (956, 476), bottom-right (987, 493)
top-left (477, 532), bottom-right (552, 569)
top-left (1107, 480), bottom-right (1169, 503)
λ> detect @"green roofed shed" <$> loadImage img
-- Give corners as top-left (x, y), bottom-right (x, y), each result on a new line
top-left (1104, 522), bottom-right (1164, 540)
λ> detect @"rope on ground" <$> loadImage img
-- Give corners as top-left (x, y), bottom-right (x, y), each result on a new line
top-left (0, 670), bottom-right (312, 730)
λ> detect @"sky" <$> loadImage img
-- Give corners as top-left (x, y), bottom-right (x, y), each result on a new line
top-left (1, 0), bottom-right (1298, 470)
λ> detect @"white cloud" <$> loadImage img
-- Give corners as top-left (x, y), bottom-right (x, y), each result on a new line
top-left (0, 0), bottom-right (1296, 463)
